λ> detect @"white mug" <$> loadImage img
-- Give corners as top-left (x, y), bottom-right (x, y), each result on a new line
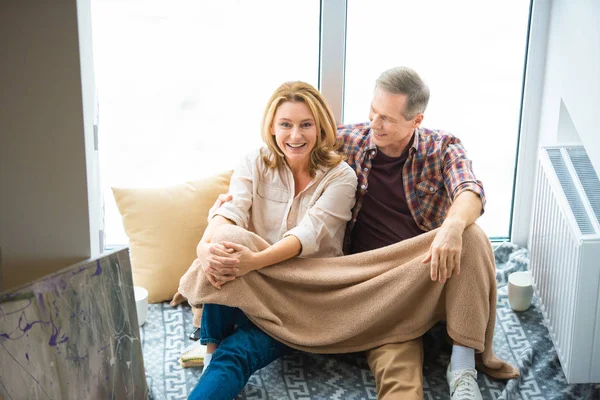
top-left (508, 271), bottom-right (533, 312)
top-left (134, 286), bottom-right (149, 326)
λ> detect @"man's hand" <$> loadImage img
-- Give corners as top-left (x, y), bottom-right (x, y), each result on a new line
top-left (209, 193), bottom-right (233, 217)
top-left (422, 220), bottom-right (464, 284)
top-left (422, 191), bottom-right (482, 284)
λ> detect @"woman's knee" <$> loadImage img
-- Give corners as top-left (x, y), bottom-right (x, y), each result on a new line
top-left (211, 224), bottom-right (269, 252)
top-left (200, 304), bottom-right (245, 344)
top-left (211, 224), bottom-right (248, 243)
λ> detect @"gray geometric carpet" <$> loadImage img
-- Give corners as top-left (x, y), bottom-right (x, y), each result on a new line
top-left (141, 243), bottom-right (600, 399)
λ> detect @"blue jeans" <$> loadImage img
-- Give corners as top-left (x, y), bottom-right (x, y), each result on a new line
top-left (189, 304), bottom-right (291, 400)
top-left (199, 303), bottom-right (244, 346)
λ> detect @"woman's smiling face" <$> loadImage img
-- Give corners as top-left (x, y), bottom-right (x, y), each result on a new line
top-left (271, 101), bottom-right (317, 167)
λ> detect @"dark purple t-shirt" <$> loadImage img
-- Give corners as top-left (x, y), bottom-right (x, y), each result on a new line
top-left (350, 146), bottom-right (426, 254)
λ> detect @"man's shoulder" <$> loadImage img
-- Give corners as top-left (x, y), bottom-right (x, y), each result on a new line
top-left (417, 127), bottom-right (463, 150)
top-left (336, 122), bottom-right (371, 149)
top-left (337, 122), bottom-right (370, 137)
top-left (419, 127), bottom-right (456, 140)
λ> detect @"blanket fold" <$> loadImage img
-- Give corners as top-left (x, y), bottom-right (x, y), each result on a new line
top-left (179, 224), bottom-right (519, 380)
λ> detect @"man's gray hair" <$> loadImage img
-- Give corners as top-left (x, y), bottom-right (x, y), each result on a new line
top-left (375, 67), bottom-right (430, 120)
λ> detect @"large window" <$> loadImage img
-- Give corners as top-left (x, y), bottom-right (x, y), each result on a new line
top-left (92, 0), bottom-right (320, 245)
top-left (92, 0), bottom-right (531, 245)
top-left (344, 0), bottom-right (531, 239)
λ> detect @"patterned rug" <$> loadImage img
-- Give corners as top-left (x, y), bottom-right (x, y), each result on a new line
top-left (141, 243), bottom-right (600, 399)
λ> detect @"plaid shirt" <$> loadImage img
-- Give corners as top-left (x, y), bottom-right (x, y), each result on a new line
top-left (337, 122), bottom-right (485, 251)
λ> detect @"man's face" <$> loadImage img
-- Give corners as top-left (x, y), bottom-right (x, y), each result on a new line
top-left (369, 87), bottom-right (423, 157)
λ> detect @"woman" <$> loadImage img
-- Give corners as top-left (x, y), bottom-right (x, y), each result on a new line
top-left (187, 81), bottom-right (357, 399)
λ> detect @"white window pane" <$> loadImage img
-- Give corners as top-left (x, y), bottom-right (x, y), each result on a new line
top-left (92, 0), bottom-right (320, 245)
top-left (344, 0), bottom-right (531, 238)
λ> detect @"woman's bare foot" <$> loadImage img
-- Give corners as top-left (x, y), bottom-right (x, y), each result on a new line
top-left (170, 291), bottom-right (187, 307)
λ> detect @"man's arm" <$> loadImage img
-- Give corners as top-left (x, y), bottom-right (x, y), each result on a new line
top-left (420, 133), bottom-right (486, 283)
top-left (422, 190), bottom-right (482, 283)
top-left (442, 190), bottom-right (482, 232)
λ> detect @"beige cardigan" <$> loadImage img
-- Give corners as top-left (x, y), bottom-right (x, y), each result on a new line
top-left (210, 147), bottom-right (358, 257)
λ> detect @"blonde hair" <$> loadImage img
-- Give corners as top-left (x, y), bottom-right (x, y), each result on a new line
top-left (261, 81), bottom-right (342, 176)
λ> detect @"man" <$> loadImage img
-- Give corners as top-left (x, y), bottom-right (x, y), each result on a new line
top-left (335, 66), bottom-right (485, 399)
top-left (195, 67), bottom-right (489, 400)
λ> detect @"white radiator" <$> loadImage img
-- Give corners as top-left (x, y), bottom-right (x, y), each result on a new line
top-left (530, 146), bottom-right (600, 384)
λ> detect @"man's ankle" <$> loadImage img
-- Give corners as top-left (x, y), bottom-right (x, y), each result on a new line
top-left (450, 344), bottom-right (475, 371)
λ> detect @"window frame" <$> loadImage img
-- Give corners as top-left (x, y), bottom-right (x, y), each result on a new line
top-left (94, 0), bottom-right (537, 246)
top-left (320, 0), bottom-right (536, 243)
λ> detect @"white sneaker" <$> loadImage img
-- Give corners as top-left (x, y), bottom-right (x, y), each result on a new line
top-left (446, 365), bottom-right (483, 400)
top-left (180, 341), bottom-right (208, 369)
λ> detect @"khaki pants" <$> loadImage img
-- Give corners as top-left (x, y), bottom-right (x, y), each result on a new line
top-left (366, 337), bottom-right (424, 400)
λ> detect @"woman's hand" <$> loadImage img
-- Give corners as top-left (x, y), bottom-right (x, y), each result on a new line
top-left (220, 241), bottom-right (261, 277)
top-left (189, 257), bottom-right (220, 289)
top-left (198, 242), bottom-right (240, 289)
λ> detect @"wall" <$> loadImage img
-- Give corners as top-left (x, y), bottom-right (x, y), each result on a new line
top-left (0, 0), bottom-right (101, 290)
top-left (537, 0), bottom-right (600, 156)
top-left (512, 0), bottom-right (600, 246)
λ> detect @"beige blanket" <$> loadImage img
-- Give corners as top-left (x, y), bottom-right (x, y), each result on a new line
top-left (179, 224), bottom-right (519, 380)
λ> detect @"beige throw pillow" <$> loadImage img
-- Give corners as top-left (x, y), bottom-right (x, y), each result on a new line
top-left (112, 170), bottom-right (233, 303)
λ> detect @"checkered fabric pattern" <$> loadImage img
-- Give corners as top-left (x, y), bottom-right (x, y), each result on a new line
top-left (336, 122), bottom-right (486, 250)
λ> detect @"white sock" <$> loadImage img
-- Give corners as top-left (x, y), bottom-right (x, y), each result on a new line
top-left (202, 352), bottom-right (212, 372)
top-left (182, 340), bottom-right (202, 354)
top-left (450, 345), bottom-right (475, 371)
